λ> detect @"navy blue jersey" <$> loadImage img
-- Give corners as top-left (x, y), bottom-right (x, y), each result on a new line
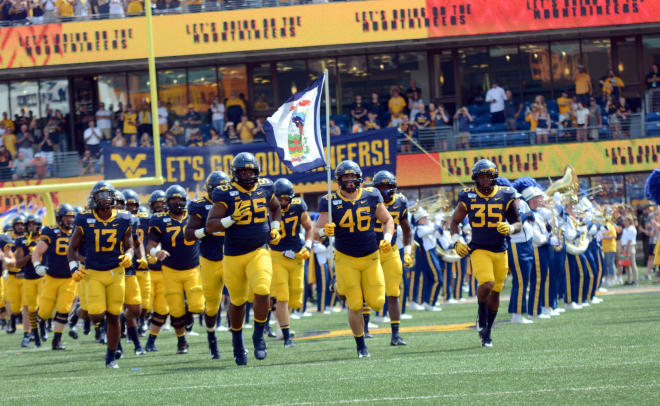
top-left (319, 187), bottom-right (383, 257)
top-left (188, 196), bottom-right (224, 261)
top-left (458, 185), bottom-right (519, 253)
top-left (74, 209), bottom-right (133, 271)
top-left (15, 236), bottom-right (40, 279)
top-left (0, 233), bottom-right (14, 251)
top-left (211, 178), bottom-right (274, 256)
top-left (148, 211), bottom-right (199, 270)
top-left (270, 198), bottom-right (308, 253)
top-left (375, 193), bottom-right (408, 243)
top-left (40, 226), bottom-right (73, 278)
top-left (146, 213), bottom-right (162, 271)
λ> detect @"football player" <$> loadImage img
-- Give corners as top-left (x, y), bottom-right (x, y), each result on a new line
top-left (14, 214), bottom-right (45, 347)
top-left (185, 171), bottom-right (230, 359)
top-left (0, 231), bottom-right (16, 331)
top-left (269, 178), bottom-right (313, 348)
top-left (315, 160), bottom-right (394, 358)
top-left (206, 152), bottom-right (282, 366)
top-left (450, 159), bottom-right (521, 347)
top-left (68, 181), bottom-right (135, 368)
top-left (372, 170), bottom-right (412, 346)
top-left (146, 185), bottom-right (203, 355)
top-left (144, 189), bottom-right (169, 352)
top-left (120, 189), bottom-right (148, 355)
top-left (33, 204), bottom-right (77, 350)
top-left (6, 214), bottom-right (27, 335)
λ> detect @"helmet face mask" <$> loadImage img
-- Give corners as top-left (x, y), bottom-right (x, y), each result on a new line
top-left (232, 153), bottom-right (260, 190)
top-left (149, 190), bottom-right (167, 214)
top-left (56, 204), bottom-right (75, 230)
top-left (122, 189), bottom-right (140, 214)
top-left (273, 178), bottom-right (295, 210)
top-left (339, 174), bottom-right (360, 193)
top-left (27, 216), bottom-right (42, 234)
top-left (471, 159), bottom-right (498, 195)
top-left (12, 217), bottom-right (26, 235)
top-left (167, 197), bottom-right (186, 215)
top-left (235, 168), bottom-right (259, 190)
top-left (93, 190), bottom-right (115, 211)
top-left (151, 201), bottom-right (166, 213)
top-left (126, 202), bottom-right (139, 214)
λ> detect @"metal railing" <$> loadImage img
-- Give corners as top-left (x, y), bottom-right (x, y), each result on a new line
top-left (0, 151), bottom-right (83, 181)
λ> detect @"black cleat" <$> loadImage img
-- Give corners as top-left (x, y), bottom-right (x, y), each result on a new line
top-left (176, 340), bottom-right (189, 354)
top-left (233, 346), bottom-right (248, 366)
top-left (134, 346), bottom-right (146, 356)
top-left (357, 347), bottom-right (371, 359)
top-left (115, 349), bottom-right (123, 360)
top-left (481, 337), bottom-right (493, 347)
top-left (145, 343), bottom-right (159, 352)
top-left (208, 336), bottom-right (220, 360)
top-left (83, 322), bottom-right (91, 336)
top-left (252, 336), bottom-right (267, 360)
top-left (106, 361), bottom-right (119, 369)
top-left (7, 323), bottom-right (16, 334)
top-left (34, 332), bottom-right (42, 348)
top-left (68, 327), bottom-right (79, 340)
top-left (52, 342), bottom-right (66, 351)
top-left (390, 336), bottom-right (407, 346)
top-left (284, 338), bottom-right (295, 348)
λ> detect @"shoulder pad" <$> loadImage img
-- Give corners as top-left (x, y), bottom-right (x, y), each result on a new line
top-left (258, 178), bottom-right (273, 186)
top-left (292, 198), bottom-right (302, 205)
top-left (137, 212), bottom-right (149, 219)
top-left (154, 212), bottom-right (168, 218)
top-left (82, 209), bottom-right (92, 215)
top-left (363, 186), bottom-right (375, 193)
top-left (194, 198), bottom-right (205, 204)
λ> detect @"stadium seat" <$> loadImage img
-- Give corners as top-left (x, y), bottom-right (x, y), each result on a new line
top-left (646, 112), bottom-right (660, 122)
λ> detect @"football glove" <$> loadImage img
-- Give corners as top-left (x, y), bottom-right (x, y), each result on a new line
top-left (71, 268), bottom-right (87, 282)
top-left (136, 257), bottom-right (149, 270)
top-left (379, 239), bottom-right (392, 253)
top-left (269, 229), bottom-right (282, 245)
top-left (118, 253), bottom-right (133, 268)
top-left (231, 203), bottom-right (252, 222)
top-left (34, 263), bottom-right (48, 277)
top-left (454, 241), bottom-right (470, 258)
top-left (496, 222), bottom-right (514, 236)
top-left (296, 247), bottom-right (310, 260)
top-left (146, 254), bottom-right (157, 265)
top-left (403, 253), bottom-right (414, 268)
top-left (322, 223), bottom-right (335, 237)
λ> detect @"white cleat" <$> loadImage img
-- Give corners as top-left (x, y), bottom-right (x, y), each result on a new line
top-left (187, 330), bottom-right (200, 337)
top-left (422, 303), bottom-right (442, 312)
top-left (534, 314), bottom-right (551, 320)
top-left (408, 302), bottom-right (424, 311)
top-left (373, 316), bottom-right (390, 323)
top-left (400, 314), bottom-right (413, 320)
top-left (446, 299), bottom-right (458, 304)
top-left (550, 309), bottom-right (561, 316)
top-left (566, 302), bottom-right (582, 310)
top-left (290, 313), bottom-right (301, 320)
top-left (591, 297), bottom-right (603, 304)
top-left (598, 287), bottom-right (608, 293)
top-left (332, 307), bottom-right (342, 313)
top-left (216, 325), bottom-right (229, 332)
top-left (511, 314), bottom-right (533, 324)
top-left (367, 322), bottom-right (378, 329)
top-left (541, 307), bottom-right (553, 317)
top-left (556, 307), bottom-right (566, 313)
top-left (323, 310), bottom-right (331, 314)
top-left (581, 302), bottom-right (590, 307)
top-left (302, 312), bottom-right (312, 318)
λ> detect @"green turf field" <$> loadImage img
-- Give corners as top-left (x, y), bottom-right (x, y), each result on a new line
top-left (1, 284), bottom-right (659, 405)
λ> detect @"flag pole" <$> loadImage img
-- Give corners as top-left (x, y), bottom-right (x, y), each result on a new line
top-left (322, 68), bottom-right (335, 275)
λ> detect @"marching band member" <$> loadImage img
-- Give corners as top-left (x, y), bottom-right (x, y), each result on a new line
top-left (508, 178), bottom-right (535, 324)
top-left (413, 208), bottom-right (443, 312)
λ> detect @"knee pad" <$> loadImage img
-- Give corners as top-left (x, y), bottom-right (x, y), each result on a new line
top-left (170, 315), bottom-right (186, 329)
top-left (150, 312), bottom-right (167, 327)
top-left (54, 312), bottom-right (68, 325)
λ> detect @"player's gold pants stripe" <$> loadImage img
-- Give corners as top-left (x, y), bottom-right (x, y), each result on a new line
top-left (533, 247), bottom-right (541, 317)
top-left (425, 251), bottom-right (440, 304)
top-left (512, 244), bottom-right (524, 314)
top-left (585, 258), bottom-right (594, 301)
top-left (455, 260), bottom-right (462, 299)
top-left (596, 249), bottom-right (603, 290)
top-left (575, 254), bottom-right (585, 303)
top-left (544, 262), bottom-right (550, 308)
top-left (564, 255), bottom-right (572, 303)
top-left (408, 270), bottom-right (415, 302)
top-left (320, 257), bottom-right (326, 313)
top-left (417, 273), bottom-right (423, 303)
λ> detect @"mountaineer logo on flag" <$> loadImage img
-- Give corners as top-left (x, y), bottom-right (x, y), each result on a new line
top-left (264, 72), bottom-right (327, 173)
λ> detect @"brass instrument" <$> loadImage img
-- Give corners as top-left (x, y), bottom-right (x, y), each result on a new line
top-left (546, 166), bottom-right (580, 252)
top-left (410, 194), bottom-right (462, 263)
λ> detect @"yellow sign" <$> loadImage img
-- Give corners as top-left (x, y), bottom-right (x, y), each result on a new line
top-left (2, 0), bottom-right (657, 69)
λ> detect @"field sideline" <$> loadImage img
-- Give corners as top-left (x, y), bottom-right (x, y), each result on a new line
top-left (1, 283), bottom-right (659, 405)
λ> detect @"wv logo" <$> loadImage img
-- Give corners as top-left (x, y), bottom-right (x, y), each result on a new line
top-left (111, 154), bottom-right (147, 178)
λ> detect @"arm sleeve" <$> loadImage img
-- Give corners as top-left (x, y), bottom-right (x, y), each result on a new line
top-left (504, 193), bottom-right (521, 224)
top-left (318, 195), bottom-right (329, 214)
top-left (148, 217), bottom-right (162, 243)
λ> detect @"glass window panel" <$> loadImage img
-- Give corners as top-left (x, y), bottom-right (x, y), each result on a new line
top-left (337, 55), bottom-right (368, 109)
top-left (367, 54), bottom-right (398, 102)
top-left (432, 50), bottom-right (455, 98)
top-left (218, 65), bottom-right (247, 103)
top-left (10, 81), bottom-right (39, 119)
top-left (520, 43), bottom-right (552, 102)
top-left (551, 41), bottom-right (580, 94)
top-left (188, 67), bottom-right (217, 113)
top-left (97, 74), bottom-right (127, 113)
top-left (0, 83), bottom-right (10, 120)
top-left (457, 47), bottom-right (488, 105)
top-left (127, 72), bottom-right (150, 112)
top-left (276, 60), bottom-right (307, 104)
top-left (489, 45), bottom-right (521, 95)
top-left (625, 173), bottom-right (649, 205)
top-left (158, 69), bottom-right (187, 116)
top-left (308, 58), bottom-right (338, 113)
top-left (251, 63), bottom-right (274, 114)
top-left (39, 78), bottom-right (70, 119)
top-left (615, 37), bottom-right (639, 85)
top-left (581, 38), bottom-right (611, 90)
top-left (643, 34), bottom-right (660, 67)
top-left (398, 52), bottom-right (429, 101)
top-left (590, 175), bottom-right (624, 205)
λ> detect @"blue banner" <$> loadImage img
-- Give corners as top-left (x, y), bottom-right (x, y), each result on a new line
top-left (103, 128), bottom-right (396, 199)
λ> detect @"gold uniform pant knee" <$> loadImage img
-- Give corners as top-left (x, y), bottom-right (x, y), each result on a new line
top-left (136, 271), bottom-right (151, 310)
top-left (38, 276), bottom-right (76, 319)
top-left (471, 249), bottom-right (508, 292)
top-left (85, 267), bottom-right (126, 316)
top-left (380, 248), bottom-right (403, 297)
top-left (7, 274), bottom-right (24, 314)
top-left (150, 271), bottom-right (169, 315)
top-left (200, 257), bottom-right (224, 317)
top-left (22, 278), bottom-right (44, 312)
top-left (124, 275), bottom-right (142, 306)
top-left (223, 248), bottom-right (272, 307)
top-left (335, 250), bottom-right (385, 312)
top-left (162, 266), bottom-right (203, 318)
top-left (271, 251), bottom-right (304, 309)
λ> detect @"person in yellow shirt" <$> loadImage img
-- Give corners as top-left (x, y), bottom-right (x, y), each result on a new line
top-left (126, 0), bottom-right (144, 16)
top-left (388, 86), bottom-right (406, 126)
top-left (3, 127), bottom-right (17, 158)
top-left (122, 104), bottom-right (138, 137)
top-left (601, 220), bottom-right (617, 287)
top-left (600, 70), bottom-right (624, 103)
top-left (525, 104), bottom-right (539, 132)
top-left (573, 65), bottom-right (592, 106)
top-left (2, 112), bottom-right (14, 132)
top-left (556, 91), bottom-right (571, 122)
top-left (236, 114), bottom-right (255, 144)
top-left (56, 0), bottom-right (74, 18)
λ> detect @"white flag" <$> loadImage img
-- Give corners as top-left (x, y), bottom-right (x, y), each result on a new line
top-left (264, 73), bottom-right (326, 173)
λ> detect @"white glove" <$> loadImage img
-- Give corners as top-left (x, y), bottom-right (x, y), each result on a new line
top-left (194, 228), bottom-right (206, 239)
top-left (34, 262), bottom-right (48, 277)
top-left (550, 236), bottom-right (559, 246)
